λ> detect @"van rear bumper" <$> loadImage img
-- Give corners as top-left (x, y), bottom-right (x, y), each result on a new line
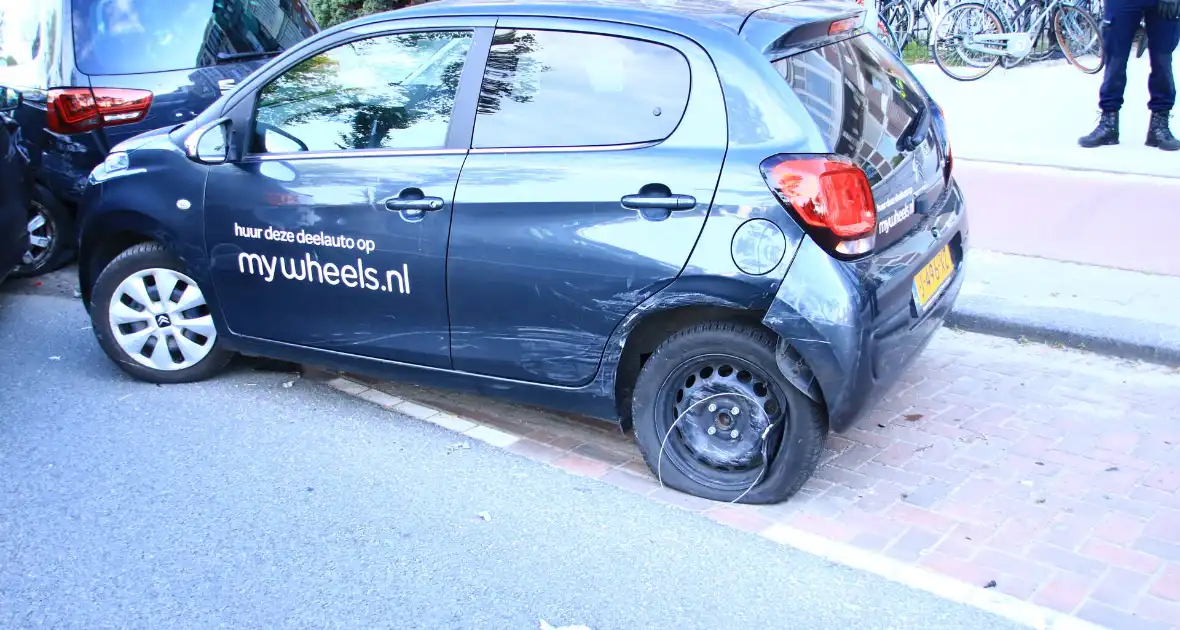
top-left (762, 182), bottom-right (968, 432)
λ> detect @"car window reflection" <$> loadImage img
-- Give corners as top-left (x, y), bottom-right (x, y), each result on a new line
top-left (253, 30), bottom-right (472, 153)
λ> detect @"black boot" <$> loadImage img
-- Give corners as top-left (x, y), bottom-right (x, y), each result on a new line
top-left (1078, 111), bottom-right (1119, 148)
top-left (1146, 111), bottom-right (1180, 151)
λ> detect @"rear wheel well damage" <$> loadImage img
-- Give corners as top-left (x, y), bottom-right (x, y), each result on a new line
top-left (774, 338), bottom-right (825, 407)
top-left (613, 305), bottom-right (824, 430)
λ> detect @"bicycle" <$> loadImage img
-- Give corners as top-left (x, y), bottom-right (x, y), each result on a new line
top-left (856, 0), bottom-right (906, 55)
top-left (929, 0), bottom-right (1105, 80)
top-left (880, 0), bottom-right (918, 51)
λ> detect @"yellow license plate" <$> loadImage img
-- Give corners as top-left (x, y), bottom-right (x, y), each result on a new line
top-left (912, 245), bottom-right (955, 311)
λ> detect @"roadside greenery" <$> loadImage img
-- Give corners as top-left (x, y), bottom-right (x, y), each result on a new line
top-left (309, 0), bottom-right (438, 28)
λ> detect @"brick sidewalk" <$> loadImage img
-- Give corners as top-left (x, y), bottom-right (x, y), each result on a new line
top-left (347, 330), bottom-right (1180, 630)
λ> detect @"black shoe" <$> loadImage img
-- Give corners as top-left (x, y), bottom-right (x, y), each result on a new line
top-left (1146, 111), bottom-right (1180, 151)
top-left (1079, 111), bottom-right (1119, 148)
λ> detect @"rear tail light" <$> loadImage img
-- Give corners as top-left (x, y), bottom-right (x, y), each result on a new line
top-left (760, 154), bottom-right (877, 257)
top-left (48, 87), bottom-right (153, 134)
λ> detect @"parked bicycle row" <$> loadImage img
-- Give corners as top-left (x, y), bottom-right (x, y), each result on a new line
top-left (866, 0), bottom-right (1107, 80)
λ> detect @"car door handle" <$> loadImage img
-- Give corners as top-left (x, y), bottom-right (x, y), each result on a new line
top-left (385, 197), bottom-right (444, 212)
top-left (620, 194), bottom-right (697, 211)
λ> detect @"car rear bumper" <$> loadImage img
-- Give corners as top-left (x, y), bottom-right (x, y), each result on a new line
top-left (762, 181), bottom-right (969, 433)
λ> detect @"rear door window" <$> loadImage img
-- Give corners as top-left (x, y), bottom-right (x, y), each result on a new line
top-left (472, 29), bottom-right (690, 149)
top-left (72, 0), bottom-right (318, 75)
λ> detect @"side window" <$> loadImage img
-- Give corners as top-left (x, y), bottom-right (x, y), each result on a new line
top-left (473, 29), bottom-right (690, 149)
top-left (252, 30), bottom-right (473, 154)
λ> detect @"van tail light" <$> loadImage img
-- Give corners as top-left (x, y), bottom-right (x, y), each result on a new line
top-left (760, 154), bottom-right (877, 257)
top-left (48, 87), bottom-right (153, 134)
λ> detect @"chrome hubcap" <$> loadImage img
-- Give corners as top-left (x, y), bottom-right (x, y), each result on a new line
top-left (108, 268), bottom-right (217, 371)
top-left (24, 203), bottom-right (52, 266)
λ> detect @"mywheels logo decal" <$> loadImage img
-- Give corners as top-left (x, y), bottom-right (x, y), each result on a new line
top-left (232, 222), bottom-right (410, 294)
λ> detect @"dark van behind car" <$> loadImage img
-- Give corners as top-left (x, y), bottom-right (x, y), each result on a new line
top-left (77, 0), bottom-right (967, 504)
top-left (0, 0), bottom-right (319, 277)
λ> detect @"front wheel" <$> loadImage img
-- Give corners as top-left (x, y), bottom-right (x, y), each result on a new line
top-left (631, 322), bottom-right (826, 504)
top-left (91, 243), bottom-right (233, 384)
top-left (930, 2), bottom-right (1006, 81)
top-left (1055, 5), bottom-right (1105, 74)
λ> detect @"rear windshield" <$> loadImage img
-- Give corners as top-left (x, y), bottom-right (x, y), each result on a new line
top-left (772, 34), bottom-right (929, 186)
top-left (72, 0), bottom-right (318, 76)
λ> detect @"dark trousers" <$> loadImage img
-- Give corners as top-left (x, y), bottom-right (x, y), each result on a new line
top-left (1098, 0), bottom-right (1180, 112)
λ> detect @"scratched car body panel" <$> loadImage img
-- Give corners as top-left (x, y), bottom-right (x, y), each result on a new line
top-left (77, 0), bottom-right (968, 503)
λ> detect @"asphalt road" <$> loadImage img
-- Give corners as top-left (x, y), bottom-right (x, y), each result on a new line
top-left (0, 290), bottom-right (1021, 630)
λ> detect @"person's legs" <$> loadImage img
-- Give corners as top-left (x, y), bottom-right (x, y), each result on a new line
top-left (1099, 3), bottom-right (1148, 111)
top-left (1143, 4), bottom-right (1180, 149)
top-left (1081, 2), bottom-right (1145, 146)
top-left (1143, 4), bottom-right (1180, 111)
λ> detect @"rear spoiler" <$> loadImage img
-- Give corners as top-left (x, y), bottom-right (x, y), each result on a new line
top-left (742, 0), bottom-right (868, 59)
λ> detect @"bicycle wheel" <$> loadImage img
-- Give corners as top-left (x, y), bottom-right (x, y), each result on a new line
top-left (930, 2), bottom-right (1006, 81)
top-left (1054, 4), bottom-right (1104, 73)
top-left (1000, 0), bottom-right (1059, 68)
top-left (882, 0), bottom-right (917, 51)
top-left (876, 16), bottom-right (904, 56)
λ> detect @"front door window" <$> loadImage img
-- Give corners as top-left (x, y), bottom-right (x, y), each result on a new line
top-left (253, 30), bottom-right (473, 154)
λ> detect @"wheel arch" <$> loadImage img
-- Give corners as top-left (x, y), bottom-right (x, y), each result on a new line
top-left (78, 211), bottom-right (183, 309)
top-left (613, 303), bottom-right (773, 429)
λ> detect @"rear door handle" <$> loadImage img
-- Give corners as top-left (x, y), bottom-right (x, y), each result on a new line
top-left (620, 194), bottom-right (697, 211)
top-left (385, 197), bottom-right (444, 212)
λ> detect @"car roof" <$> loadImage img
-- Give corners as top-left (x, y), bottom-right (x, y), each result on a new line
top-left (361, 0), bottom-right (793, 34)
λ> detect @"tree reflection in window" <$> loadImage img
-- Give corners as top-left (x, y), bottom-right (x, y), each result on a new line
top-left (254, 30), bottom-right (471, 153)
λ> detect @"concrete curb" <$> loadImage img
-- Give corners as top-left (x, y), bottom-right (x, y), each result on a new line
top-left (948, 294), bottom-right (1180, 368)
top-left (318, 373), bottom-right (1107, 630)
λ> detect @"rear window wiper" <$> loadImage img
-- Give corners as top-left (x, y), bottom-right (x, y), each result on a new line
top-left (215, 50), bottom-right (283, 64)
top-left (896, 100), bottom-right (931, 153)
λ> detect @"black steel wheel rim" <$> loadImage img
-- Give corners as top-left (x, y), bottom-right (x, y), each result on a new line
top-left (654, 353), bottom-right (788, 492)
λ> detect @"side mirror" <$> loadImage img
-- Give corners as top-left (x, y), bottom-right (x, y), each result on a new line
top-left (0, 86), bottom-right (21, 113)
top-left (184, 117), bottom-right (231, 165)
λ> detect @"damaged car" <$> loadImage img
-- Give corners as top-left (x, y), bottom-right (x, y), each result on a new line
top-left (76, 0), bottom-right (967, 503)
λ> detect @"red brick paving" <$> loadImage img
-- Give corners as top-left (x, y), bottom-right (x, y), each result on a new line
top-left (360, 330), bottom-right (1180, 630)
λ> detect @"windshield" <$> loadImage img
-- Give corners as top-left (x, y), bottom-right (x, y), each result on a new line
top-left (72, 0), bottom-right (318, 76)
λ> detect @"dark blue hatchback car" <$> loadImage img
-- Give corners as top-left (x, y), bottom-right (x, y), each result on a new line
top-left (0, 0), bottom-right (318, 277)
top-left (77, 0), bottom-right (968, 503)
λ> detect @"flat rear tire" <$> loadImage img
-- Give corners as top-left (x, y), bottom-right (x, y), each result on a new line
top-left (631, 321), bottom-right (826, 504)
